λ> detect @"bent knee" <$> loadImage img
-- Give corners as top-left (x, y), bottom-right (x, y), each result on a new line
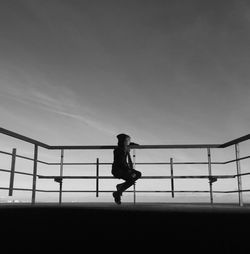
top-left (135, 171), bottom-right (142, 179)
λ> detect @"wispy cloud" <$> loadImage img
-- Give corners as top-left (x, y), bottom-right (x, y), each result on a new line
top-left (0, 82), bottom-right (118, 136)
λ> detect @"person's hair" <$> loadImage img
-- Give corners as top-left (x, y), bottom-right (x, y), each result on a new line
top-left (118, 136), bottom-right (130, 148)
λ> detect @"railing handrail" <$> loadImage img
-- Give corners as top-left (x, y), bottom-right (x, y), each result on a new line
top-left (1, 127), bottom-right (250, 150)
top-left (219, 134), bottom-right (250, 148)
top-left (0, 127), bottom-right (50, 149)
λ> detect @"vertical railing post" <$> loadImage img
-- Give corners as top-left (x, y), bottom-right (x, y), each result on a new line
top-left (207, 148), bottom-right (213, 206)
top-left (170, 157), bottom-right (174, 198)
top-left (96, 158), bottom-right (99, 197)
top-left (235, 143), bottom-right (243, 206)
top-left (32, 145), bottom-right (38, 204)
top-left (133, 149), bottom-right (136, 204)
top-left (9, 148), bottom-right (16, 196)
top-left (59, 149), bottom-right (64, 204)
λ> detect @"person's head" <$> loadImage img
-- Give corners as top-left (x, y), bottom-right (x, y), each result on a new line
top-left (116, 133), bottom-right (131, 148)
top-left (124, 136), bottom-right (131, 146)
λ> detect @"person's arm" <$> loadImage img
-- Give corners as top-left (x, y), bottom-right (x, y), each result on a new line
top-left (127, 152), bottom-right (134, 170)
top-left (126, 142), bottom-right (139, 169)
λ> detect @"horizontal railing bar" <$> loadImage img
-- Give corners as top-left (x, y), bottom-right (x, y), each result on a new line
top-left (0, 187), bottom-right (209, 193)
top-left (1, 187), bottom-right (249, 194)
top-left (0, 168), bottom-right (39, 177)
top-left (38, 175), bottom-right (235, 179)
top-left (49, 144), bottom-right (221, 150)
top-left (137, 162), bottom-right (224, 165)
top-left (0, 153), bottom-right (225, 165)
top-left (44, 162), bottom-right (225, 166)
top-left (0, 150), bottom-right (50, 165)
top-left (34, 190), bottom-right (177, 193)
top-left (15, 155), bottom-right (49, 165)
top-left (29, 155), bottom-right (250, 166)
top-left (224, 155), bottom-right (250, 164)
top-left (0, 150), bottom-right (225, 166)
top-left (1, 149), bottom-right (249, 166)
top-left (0, 151), bottom-right (12, 156)
top-left (29, 157), bottom-right (250, 166)
top-left (215, 189), bottom-right (250, 193)
top-left (34, 190), bottom-right (244, 193)
top-left (0, 187), bottom-right (33, 191)
top-left (234, 172), bottom-right (250, 178)
top-left (35, 157), bottom-right (248, 166)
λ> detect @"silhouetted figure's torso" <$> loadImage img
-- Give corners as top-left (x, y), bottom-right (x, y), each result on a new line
top-left (112, 146), bottom-right (133, 177)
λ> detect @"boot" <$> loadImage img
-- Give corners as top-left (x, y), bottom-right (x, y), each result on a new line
top-left (116, 183), bottom-right (123, 196)
top-left (112, 191), bottom-right (121, 205)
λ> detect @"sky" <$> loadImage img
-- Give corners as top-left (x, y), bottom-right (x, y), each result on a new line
top-left (0, 0), bottom-right (250, 203)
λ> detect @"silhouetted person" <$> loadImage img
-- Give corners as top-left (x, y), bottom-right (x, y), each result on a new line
top-left (111, 133), bottom-right (142, 204)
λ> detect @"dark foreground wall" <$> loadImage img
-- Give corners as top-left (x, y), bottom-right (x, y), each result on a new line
top-left (0, 203), bottom-right (248, 253)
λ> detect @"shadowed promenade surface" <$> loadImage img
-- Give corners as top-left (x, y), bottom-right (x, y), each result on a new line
top-left (0, 203), bottom-right (250, 253)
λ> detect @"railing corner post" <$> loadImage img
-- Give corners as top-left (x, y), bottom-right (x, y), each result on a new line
top-left (96, 158), bottom-right (99, 197)
top-left (170, 157), bottom-right (174, 198)
top-left (31, 145), bottom-right (38, 204)
top-left (59, 149), bottom-right (64, 204)
top-left (235, 143), bottom-right (243, 207)
top-left (133, 149), bottom-right (136, 204)
top-left (8, 148), bottom-right (16, 196)
top-left (207, 148), bottom-right (214, 206)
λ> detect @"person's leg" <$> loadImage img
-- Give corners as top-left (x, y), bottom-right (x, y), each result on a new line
top-left (130, 169), bottom-right (142, 181)
top-left (113, 171), bottom-right (126, 195)
top-left (112, 191), bottom-right (121, 204)
top-left (117, 169), bottom-right (142, 194)
top-left (117, 178), bottom-right (134, 193)
top-left (112, 171), bottom-right (123, 204)
top-left (112, 169), bottom-right (142, 204)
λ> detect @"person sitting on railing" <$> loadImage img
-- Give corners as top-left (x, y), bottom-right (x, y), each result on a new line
top-left (111, 133), bottom-right (141, 204)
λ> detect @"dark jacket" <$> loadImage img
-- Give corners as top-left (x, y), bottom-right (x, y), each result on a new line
top-left (111, 147), bottom-right (133, 176)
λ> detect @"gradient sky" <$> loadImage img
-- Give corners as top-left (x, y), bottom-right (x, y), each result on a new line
top-left (0, 0), bottom-right (250, 203)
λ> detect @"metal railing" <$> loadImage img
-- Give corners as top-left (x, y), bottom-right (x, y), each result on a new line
top-left (0, 127), bottom-right (249, 206)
